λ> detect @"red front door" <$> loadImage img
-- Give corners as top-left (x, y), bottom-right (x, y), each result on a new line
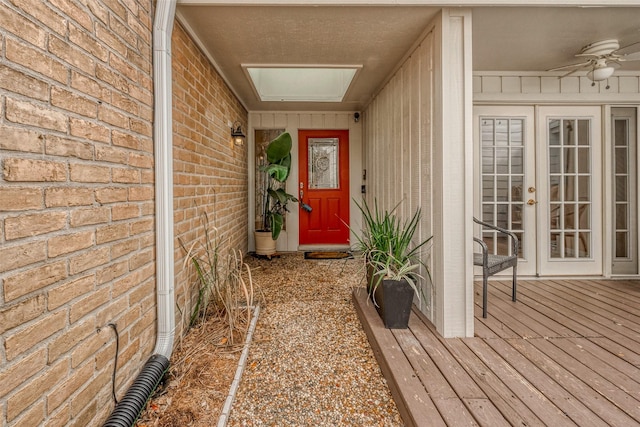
top-left (298, 130), bottom-right (350, 245)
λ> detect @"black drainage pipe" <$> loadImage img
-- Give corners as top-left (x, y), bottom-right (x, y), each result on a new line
top-left (103, 354), bottom-right (170, 427)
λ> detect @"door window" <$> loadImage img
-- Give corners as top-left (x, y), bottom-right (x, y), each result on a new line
top-left (547, 119), bottom-right (592, 259)
top-left (612, 107), bottom-right (638, 274)
top-left (308, 138), bottom-right (339, 189)
top-left (480, 117), bottom-right (524, 257)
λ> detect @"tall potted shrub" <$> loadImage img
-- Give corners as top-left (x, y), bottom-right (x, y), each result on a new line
top-left (255, 132), bottom-right (298, 256)
top-left (354, 198), bottom-right (432, 329)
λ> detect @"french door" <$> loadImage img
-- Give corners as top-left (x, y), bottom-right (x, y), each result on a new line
top-left (474, 106), bottom-right (603, 276)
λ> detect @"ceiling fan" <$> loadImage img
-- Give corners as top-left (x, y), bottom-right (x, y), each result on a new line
top-left (549, 39), bottom-right (640, 83)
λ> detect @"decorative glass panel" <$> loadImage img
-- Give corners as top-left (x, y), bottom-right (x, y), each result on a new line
top-left (308, 138), bottom-right (339, 189)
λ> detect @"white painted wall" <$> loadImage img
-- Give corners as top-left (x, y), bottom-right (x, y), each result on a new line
top-left (248, 112), bottom-right (363, 252)
top-left (363, 9), bottom-right (474, 337)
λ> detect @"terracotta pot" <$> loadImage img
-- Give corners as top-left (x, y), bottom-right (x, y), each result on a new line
top-left (372, 278), bottom-right (414, 329)
top-left (254, 231), bottom-right (276, 256)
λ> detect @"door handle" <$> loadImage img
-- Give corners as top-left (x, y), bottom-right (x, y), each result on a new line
top-left (299, 189), bottom-right (312, 212)
top-left (527, 199), bottom-right (537, 205)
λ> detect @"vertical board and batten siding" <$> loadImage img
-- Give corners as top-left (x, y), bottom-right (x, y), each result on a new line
top-left (363, 29), bottom-right (436, 320)
top-left (363, 9), bottom-right (474, 337)
top-left (248, 112), bottom-right (362, 252)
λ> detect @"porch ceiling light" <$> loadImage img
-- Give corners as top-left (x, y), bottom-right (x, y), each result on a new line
top-left (231, 121), bottom-right (246, 146)
top-left (244, 66), bottom-right (361, 102)
top-left (586, 65), bottom-right (615, 82)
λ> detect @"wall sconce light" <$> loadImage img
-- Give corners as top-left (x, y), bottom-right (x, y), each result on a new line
top-left (231, 121), bottom-right (246, 146)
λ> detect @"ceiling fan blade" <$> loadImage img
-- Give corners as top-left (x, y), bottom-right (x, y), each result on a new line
top-left (621, 51), bottom-right (640, 61)
top-left (559, 68), bottom-right (583, 78)
top-left (616, 41), bottom-right (640, 53)
top-left (548, 61), bottom-right (592, 72)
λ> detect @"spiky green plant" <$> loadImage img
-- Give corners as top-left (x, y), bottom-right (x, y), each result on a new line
top-left (353, 198), bottom-right (431, 266)
top-left (352, 198), bottom-right (432, 303)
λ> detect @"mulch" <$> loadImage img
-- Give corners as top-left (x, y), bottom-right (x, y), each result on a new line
top-left (136, 253), bottom-right (402, 426)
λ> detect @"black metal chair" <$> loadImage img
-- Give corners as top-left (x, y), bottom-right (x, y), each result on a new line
top-left (473, 217), bottom-right (519, 318)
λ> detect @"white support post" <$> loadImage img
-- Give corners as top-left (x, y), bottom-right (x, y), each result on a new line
top-left (432, 8), bottom-right (474, 338)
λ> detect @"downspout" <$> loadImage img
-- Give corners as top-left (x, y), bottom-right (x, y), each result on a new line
top-left (103, 1), bottom-right (176, 425)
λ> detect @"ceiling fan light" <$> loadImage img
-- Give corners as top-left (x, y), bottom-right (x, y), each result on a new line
top-left (587, 66), bottom-right (615, 81)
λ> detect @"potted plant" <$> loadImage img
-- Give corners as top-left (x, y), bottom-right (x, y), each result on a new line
top-left (353, 198), bottom-right (432, 329)
top-left (254, 131), bottom-right (298, 256)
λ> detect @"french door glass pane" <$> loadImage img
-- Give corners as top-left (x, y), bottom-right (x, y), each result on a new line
top-left (614, 119), bottom-right (631, 260)
top-left (480, 117), bottom-right (524, 257)
top-left (548, 119), bottom-right (591, 259)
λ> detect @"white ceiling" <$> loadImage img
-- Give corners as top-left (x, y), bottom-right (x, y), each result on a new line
top-left (176, 4), bottom-right (640, 112)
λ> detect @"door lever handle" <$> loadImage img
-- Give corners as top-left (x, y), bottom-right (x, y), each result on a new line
top-left (527, 199), bottom-right (537, 205)
top-left (299, 189), bottom-right (312, 212)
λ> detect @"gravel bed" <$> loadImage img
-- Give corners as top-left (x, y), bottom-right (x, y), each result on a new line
top-left (228, 253), bottom-right (403, 426)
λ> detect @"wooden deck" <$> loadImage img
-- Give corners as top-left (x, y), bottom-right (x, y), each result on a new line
top-left (353, 279), bottom-right (640, 427)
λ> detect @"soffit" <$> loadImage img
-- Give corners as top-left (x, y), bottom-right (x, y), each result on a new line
top-left (176, 4), bottom-right (640, 111)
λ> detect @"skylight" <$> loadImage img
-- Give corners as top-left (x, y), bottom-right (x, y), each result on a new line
top-left (244, 66), bottom-right (360, 102)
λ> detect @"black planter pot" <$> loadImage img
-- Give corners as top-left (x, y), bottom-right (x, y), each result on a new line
top-left (372, 278), bottom-right (414, 329)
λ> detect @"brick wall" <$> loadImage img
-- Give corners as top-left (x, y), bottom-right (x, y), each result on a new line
top-left (171, 22), bottom-right (248, 339)
top-left (0, 2), bottom-right (248, 426)
top-left (0, 1), bottom-right (156, 425)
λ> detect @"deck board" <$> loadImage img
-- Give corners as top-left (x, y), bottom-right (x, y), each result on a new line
top-left (445, 337), bottom-right (545, 427)
top-left (352, 288), bottom-right (446, 427)
top-left (353, 279), bottom-right (640, 426)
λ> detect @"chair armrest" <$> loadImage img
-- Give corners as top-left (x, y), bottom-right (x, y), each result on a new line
top-left (473, 217), bottom-right (519, 257)
top-left (473, 237), bottom-right (488, 266)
